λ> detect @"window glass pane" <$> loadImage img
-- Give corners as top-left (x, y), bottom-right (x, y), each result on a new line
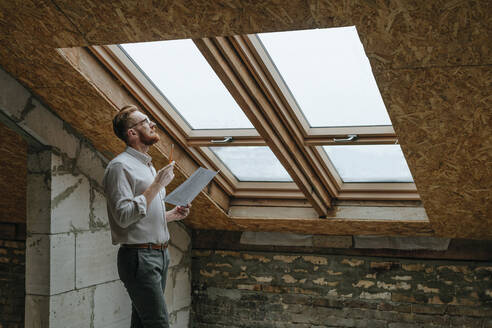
top-left (323, 145), bottom-right (413, 182)
top-left (121, 40), bottom-right (253, 129)
top-left (259, 26), bottom-right (391, 127)
top-left (210, 146), bottom-right (292, 182)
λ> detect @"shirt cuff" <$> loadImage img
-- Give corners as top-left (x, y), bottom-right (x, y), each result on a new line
top-left (134, 195), bottom-right (147, 217)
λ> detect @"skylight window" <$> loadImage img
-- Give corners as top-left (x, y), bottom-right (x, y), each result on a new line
top-left (121, 40), bottom-right (253, 129)
top-left (97, 27), bottom-right (419, 206)
top-left (210, 146), bottom-right (292, 182)
top-left (323, 145), bottom-right (413, 183)
top-left (258, 26), bottom-right (391, 127)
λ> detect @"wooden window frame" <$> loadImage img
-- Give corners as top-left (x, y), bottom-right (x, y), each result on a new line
top-left (90, 32), bottom-right (419, 213)
top-left (90, 44), bottom-right (302, 201)
top-left (232, 34), bottom-right (419, 201)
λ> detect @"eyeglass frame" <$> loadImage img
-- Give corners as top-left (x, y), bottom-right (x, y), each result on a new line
top-left (128, 116), bottom-right (153, 129)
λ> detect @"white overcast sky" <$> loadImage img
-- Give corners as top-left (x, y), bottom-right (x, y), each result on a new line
top-left (211, 147), bottom-right (292, 182)
top-left (122, 40), bottom-right (253, 129)
top-left (258, 26), bottom-right (391, 127)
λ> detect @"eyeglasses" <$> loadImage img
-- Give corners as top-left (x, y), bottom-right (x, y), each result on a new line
top-left (129, 117), bottom-right (153, 129)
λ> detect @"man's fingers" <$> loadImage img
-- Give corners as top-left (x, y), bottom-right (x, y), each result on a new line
top-left (159, 162), bottom-right (175, 174)
top-left (175, 205), bottom-right (190, 216)
top-left (164, 161), bottom-right (175, 169)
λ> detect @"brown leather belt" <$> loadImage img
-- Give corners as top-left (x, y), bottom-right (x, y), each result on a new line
top-left (122, 242), bottom-right (169, 250)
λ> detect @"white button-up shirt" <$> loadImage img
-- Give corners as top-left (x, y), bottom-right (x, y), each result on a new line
top-left (103, 147), bottom-right (169, 245)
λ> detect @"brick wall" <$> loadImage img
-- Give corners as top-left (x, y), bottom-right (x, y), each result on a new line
top-left (192, 250), bottom-right (492, 327)
top-left (0, 240), bottom-right (25, 328)
top-left (0, 123), bottom-right (27, 328)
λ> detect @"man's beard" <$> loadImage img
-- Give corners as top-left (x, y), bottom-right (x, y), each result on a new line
top-left (139, 131), bottom-right (160, 146)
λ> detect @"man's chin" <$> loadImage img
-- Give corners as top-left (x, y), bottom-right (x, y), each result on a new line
top-left (143, 134), bottom-right (160, 146)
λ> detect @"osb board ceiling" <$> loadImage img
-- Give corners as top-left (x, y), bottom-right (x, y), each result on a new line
top-left (0, 0), bottom-right (490, 238)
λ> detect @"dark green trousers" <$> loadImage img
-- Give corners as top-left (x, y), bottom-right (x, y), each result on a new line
top-left (117, 247), bottom-right (170, 328)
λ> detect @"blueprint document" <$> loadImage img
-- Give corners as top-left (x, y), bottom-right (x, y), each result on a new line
top-left (165, 167), bottom-right (218, 206)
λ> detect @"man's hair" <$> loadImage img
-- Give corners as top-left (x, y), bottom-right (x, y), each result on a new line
top-left (113, 105), bottom-right (139, 143)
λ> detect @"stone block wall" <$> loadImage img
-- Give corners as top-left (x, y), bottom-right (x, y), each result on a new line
top-left (192, 250), bottom-right (492, 327)
top-left (167, 222), bottom-right (193, 327)
top-left (0, 66), bottom-right (192, 327)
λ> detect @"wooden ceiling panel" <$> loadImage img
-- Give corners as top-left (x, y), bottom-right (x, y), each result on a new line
top-left (312, 0), bottom-right (491, 70)
top-left (0, 0), bottom-right (85, 48)
top-left (0, 0), bottom-right (489, 238)
top-left (376, 66), bottom-right (492, 238)
top-left (45, 1), bottom-right (492, 69)
top-left (52, 0), bottom-right (314, 46)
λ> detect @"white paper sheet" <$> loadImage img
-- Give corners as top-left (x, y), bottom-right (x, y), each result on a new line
top-left (165, 167), bottom-right (218, 206)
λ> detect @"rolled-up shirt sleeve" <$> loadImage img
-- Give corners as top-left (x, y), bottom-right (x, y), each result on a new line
top-left (103, 162), bottom-right (147, 228)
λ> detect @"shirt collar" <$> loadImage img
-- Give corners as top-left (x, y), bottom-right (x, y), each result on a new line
top-left (125, 146), bottom-right (152, 165)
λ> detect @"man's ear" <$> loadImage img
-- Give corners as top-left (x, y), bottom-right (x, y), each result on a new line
top-left (127, 128), bottom-right (136, 140)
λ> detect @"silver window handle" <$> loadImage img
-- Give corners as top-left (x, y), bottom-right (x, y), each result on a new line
top-left (333, 134), bottom-right (358, 142)
top-left (210, 136), bottom-right (233, 143)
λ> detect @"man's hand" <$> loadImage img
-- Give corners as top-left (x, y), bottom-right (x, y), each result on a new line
top-left (155, 161), bottom-right (175, 188)
top-left (142, 162), bottom-right (175, 207)
top-left (166, 203), bottom-right (191, 222)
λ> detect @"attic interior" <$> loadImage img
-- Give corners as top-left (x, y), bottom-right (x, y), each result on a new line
top-left (0, 1), bottom-right (491, 327)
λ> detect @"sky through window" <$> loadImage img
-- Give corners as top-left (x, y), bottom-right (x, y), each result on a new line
top-left (122, 40), bottom-right (254, 129)
top-left (210, 146), bottom-right (292, 182)
top-left (259, 26), bottom-right (391, 127)
top-left (323, 145), bottom-right (413, 183)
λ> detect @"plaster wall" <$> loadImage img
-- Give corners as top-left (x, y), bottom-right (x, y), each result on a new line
top-left (0, 67), bottom-right (192, 328)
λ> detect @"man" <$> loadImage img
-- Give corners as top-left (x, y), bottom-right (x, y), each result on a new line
top-left (103, 104), bottom-right (191, 328)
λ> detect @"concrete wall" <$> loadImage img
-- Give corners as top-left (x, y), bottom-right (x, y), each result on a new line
top-left (0, 67), bottom-right (192, 328)
top-left (192, 249), bottom-right (492, 327)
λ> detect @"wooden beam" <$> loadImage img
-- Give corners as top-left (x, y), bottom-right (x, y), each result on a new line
top-left (239, 35), bottom-right (340, 200)
top-left (341, 183), bottom-right (417, 193)
top-left (337, 192), bottom-right (420, 201)
top-left (233, 190), bottom-right (306, 200)
top-left (230, 204), bottom-right (427, 221)
top-left (230, 217), bottom-right (432, 236)
top-left (195, 37), bottom-right (334, 216)
top-left (230, 198), bottom-right (312, 208)
top-left (229, 206), bottom-right (318, 218)
top-left (236, 181), bottom-right (299, 191)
